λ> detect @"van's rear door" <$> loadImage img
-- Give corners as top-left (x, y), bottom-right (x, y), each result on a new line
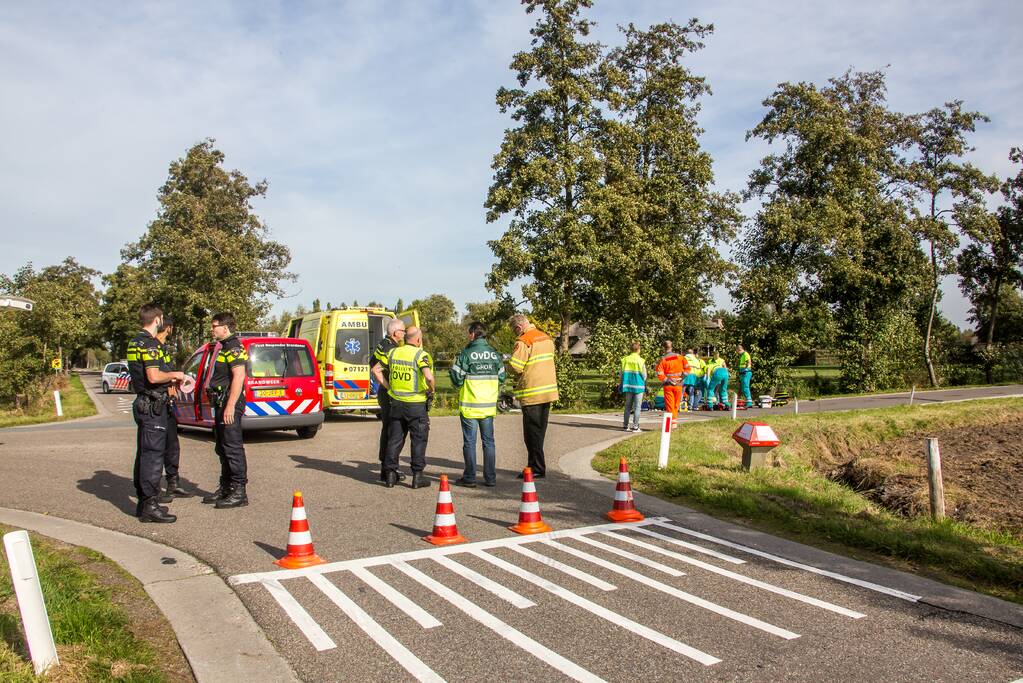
top-left (397, 308), bottom-right (420, 329)
top-left (330, 310), bottom-right (373, 405)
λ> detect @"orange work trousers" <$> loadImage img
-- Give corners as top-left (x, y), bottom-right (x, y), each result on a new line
top-left (662, 385), bottom-right (684, 419)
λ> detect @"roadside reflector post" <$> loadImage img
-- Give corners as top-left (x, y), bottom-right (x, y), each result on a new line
top-left (3, 530), bottom-right (59, 675)
top-left (794, 397), bottom-right (799, 415)
top-left (53, 391), bottom-right (63, 418)
top-left (657, 413), bottom-right (672, 470)
top-left (924, 438), bottom-right (945, 521)
top-left (909, 385), bottom-right (916, 407)
top-left (732, 422), bottom-right (781, 471)
top-left (730, 393), bottom-right (737, 420)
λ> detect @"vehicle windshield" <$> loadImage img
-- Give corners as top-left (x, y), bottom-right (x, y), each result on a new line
top-left (247, 344), bottom-right (315, 378)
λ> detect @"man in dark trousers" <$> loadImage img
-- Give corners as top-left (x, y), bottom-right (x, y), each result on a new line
top-left (370, 317), bottom-right (406, 481)
top-left (127, 303), bottom-right (184, 523)
top-left (202, 312), bottom-right (250, 509)
top-left (155, 315), bottom-right (190, 503)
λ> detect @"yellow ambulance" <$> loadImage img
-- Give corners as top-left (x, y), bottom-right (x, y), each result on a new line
top-left (284, 307), bottom-right (419, 413)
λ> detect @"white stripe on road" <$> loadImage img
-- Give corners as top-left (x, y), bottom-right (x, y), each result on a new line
top-left (473, 549), bottom-right (721, 666)
top-left (504, 545), bottom-right (617, 591)
top-left (604, 532), bottom-right (866, 619)
top-left (432, 556), bottom-right (536, 609)
top-left (628, 526), bottom-right (746, 564)
top-left (541, 540), bottom-right (799, 640)
top-left (349, 566), bottom-right (442, 629)
top-left (568, 534), bottom-right (684, 577)
top-left (261, 579), bottom-right (336, 651)
top-left (651, 521), bottom-right (921, 602)
top-left (392, 560), bottom-right (606, 683)
top-left (308, 574), bottom-right (444, 682)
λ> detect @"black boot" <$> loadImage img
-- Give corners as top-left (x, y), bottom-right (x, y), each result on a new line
top-left (157, 488), bottom-right (174, 504)
top-left (202, 484), bottom-right (228, 504)
top-left (166, 475), bottom-right (192, 498)
top-left (139, 498), bottom-right (176, 523)
top-left (410, 472), bottom-right (431, 489)
top-left (379, 470), bottom-right (407, 482)
top-left (136, 499), bottom-right (170, 516)
top-left (215, 485), bottom-right (248, 509)
top-left (383, 470), bottom-right (398, 488)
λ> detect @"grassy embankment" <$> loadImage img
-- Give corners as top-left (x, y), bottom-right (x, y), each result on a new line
top-left (0, 375), bottom-right (97, 429)
top-left (0, 526), bottom-right (188, 682)
top-left (594, 398), bottom-right (1023, 604)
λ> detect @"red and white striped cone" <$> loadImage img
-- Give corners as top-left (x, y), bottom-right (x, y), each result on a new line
top-left (424, 475), bottom-right (468, 546)
top-left (509, 467), bottom-right (553, 535)
top-left (274, 490), bottom-right (327, 569)
top-left (606, 458), bottom-right (645, 523)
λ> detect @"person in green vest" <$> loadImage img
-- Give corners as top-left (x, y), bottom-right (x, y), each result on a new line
top-left (619, 341), bottom-right (647, 432)
top-left (683, 347), bottom-right (704, 411)
top-left (450, 322), bottom-right (506, 488)
top-left (373, 326), bottom-right (435, 489)
top-left (708, 350), bottom-right (731, 410)
top-left (736, 344), bottom-right (753, 406)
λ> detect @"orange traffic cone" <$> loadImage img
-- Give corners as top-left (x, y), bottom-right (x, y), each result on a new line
top-left (424, 475), bottom-right (468, 546)
top-left (606, 458), bottom-right (645, 522)
top-left (275, 490), bottom-right (327, 569)
top-left (509, 467), bottom-right (552, 535)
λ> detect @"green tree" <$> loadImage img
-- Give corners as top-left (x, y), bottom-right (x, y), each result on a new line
top-left (907, 101), bottom-right (995, 386)
top-left (100, 264), bottom-right (152, 359)
top-left (738, 70), bottom-right (927, 392)
top-left (485, 0), bottom-right (604, 351)
top-left (464, 298), bottom-right (518, 353)
top-left (121, 139), bottom-right (293, 351)
top-left (409, 294), bottom-right (463, 360)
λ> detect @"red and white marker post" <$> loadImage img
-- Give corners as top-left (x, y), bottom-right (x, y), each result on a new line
top-left (657, 412), bottom-right (673, 469)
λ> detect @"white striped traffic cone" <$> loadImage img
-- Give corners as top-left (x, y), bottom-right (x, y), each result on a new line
top-left (424, 475), bottom-right (468, 546)
top-left (274, 490), bottom-right (327, 569)
top-left (509, 467), bottom-right (552, 534)
top-left (606, 458), bottom-right (645, 522)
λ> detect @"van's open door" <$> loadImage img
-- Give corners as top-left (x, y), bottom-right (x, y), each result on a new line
top-left (397, 308), bottom-right (419, 329)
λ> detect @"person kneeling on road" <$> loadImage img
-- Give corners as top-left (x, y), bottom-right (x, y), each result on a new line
top-left (451, 322), bottom-right (505, 488)
top-left (374, 326), bottom-right (434, 489)
top-left (202, 312), bottom-right (250, 509)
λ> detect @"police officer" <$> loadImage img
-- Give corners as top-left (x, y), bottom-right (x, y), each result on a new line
top-left (370, 318), bottom-right (406, 482)
top-left (376, 326), bottom-right (434, 489)
top-left (154, 315), bottom-right (190, 503)
top-left (128, 303), bottom-right (184, 523)
top-left (201, 311), bottom-right (250, 509)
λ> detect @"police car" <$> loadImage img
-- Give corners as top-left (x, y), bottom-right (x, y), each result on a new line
top-left (101, 362), bottom-right (131, 393)
top-left (173, 336), bottom-right (325, 438)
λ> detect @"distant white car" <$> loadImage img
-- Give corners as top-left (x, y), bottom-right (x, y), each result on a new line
top-left (101, 362), bottom-right (131, 393)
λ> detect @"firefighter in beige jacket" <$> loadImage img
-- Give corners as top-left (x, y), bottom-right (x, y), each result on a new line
top-left (507, 314), bottom-right (559, 477)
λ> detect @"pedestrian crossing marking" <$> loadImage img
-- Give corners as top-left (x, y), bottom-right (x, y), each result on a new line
top-left (229, 517), bottom-right (912, 681)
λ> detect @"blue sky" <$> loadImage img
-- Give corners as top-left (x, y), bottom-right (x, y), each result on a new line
top-left (2, 1), bottom-right (1021, 328)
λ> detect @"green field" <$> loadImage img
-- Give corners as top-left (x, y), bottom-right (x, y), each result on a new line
top-left (0, 375), bottom-right (97, 429)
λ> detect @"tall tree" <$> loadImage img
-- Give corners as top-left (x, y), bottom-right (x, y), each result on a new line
top-left (122, 139), bottom-right (292, 351)
top-left (485, 0), bottom-right (604, 351)
top-left (907, 101), bottom-right (995, 386)
top-left (594, 20), bottom-right (740, 329)
top-left (409, 293), bottom-right (463, 359)
top-left (100, 264), bottom-right (152, 359)
top-left (738, 70), bottom-right (927, 392)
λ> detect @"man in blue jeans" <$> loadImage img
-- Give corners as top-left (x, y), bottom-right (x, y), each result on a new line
top-left (620, 341), bottom-right (646, 431)
top-left (450, 322), bottom-right (506, 487)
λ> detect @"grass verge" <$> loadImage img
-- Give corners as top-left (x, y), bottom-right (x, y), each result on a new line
top-left (0, 525), bottom-right (191, 682)
top-left (593, 398), bottom-right (1023, 604)
top-left (0, 376), bottom-right (97, 429)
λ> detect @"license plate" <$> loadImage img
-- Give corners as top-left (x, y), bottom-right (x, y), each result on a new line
top-left (255, 389), bottom-right (286, 398)
top-left (340, 391), bottom-right (365, 400)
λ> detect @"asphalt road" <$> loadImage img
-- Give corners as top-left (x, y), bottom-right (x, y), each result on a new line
top-left (1, 377), bottom-right (1021, 682)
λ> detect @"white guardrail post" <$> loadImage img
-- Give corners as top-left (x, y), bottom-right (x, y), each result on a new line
top-left (53, 390), bottom-right (63, 417)
top-left (657, 412), bottom-right (672, 470)
top-left (3, 530), bottom-right (59, 675)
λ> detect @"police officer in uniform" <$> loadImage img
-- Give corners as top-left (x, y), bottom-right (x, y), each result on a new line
top-left (155, 315), bottom-right (190, 502)
top-left (374, 326), bottom-right (434, 489)
top-left (127, 303), bottom-right (184, 523)
top-left (201, 311), bottom-right (250, 509)
top-left (370, 318), bottom-right (406, 482)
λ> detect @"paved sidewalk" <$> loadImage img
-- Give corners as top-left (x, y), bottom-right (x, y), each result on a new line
top-left (0, 507), bottom-right (299, 682)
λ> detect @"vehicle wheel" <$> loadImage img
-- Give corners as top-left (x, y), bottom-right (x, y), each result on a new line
top-left (102, 382), bottom-right (110, 394)
top-left (296, 426), bottom-right (318, 439)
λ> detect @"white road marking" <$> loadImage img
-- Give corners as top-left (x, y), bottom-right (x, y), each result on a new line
top-left (473, 549), bottom-right (721, 666)
top-left (604, 531), bottom-right (865, 619)
top-left (432, 555), bottom-right (536, 608)
top-left (568, 534), bottom-right (685, 577)
top-left (261, 578), bottom-right (336, 651)
top-left (309, 574), bottom-right (444, 683)
top-left (651, 521), bottom-right (921, 602)
top-left (541, 540), bottom-right (799, 640)
top-left (349, 566), bottom-right (442, 629)
top-left (503, 544), bottom-right (617, 591)
top-left (627, 526), bottom-right (746, 564)
top-left (392, 560), bottom-right (606, 683)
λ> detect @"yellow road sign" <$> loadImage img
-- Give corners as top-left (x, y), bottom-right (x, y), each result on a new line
top-left (51, 358), bottom-right (62, 370)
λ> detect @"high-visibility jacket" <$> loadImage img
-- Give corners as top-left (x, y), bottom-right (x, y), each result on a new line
top-left (508, 328), bottom-right (559, 406)
top-left (619, 352), bottom-right (647, 394)
top-left (450, 338), bottom-right (506, 418)
top-left (655, 353), bottom-right (688, 386)
top-left (738, 350), bottom-right (752, 371)
top-left (386, 344), bottom-right (432, 403)
top-left (685, 353), bottom-right (704, 377)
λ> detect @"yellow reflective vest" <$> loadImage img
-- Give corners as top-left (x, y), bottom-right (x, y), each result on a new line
top-left (386, 344), bottom-right (432, 403)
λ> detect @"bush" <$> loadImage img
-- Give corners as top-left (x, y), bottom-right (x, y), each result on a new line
top-left (553, 351), bottom-right (583, 409)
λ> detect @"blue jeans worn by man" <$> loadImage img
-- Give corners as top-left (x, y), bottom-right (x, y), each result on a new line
top-left (460, 415), bottom-right (496, 485)
top-left (623, 392), bottom-right (643, 430)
